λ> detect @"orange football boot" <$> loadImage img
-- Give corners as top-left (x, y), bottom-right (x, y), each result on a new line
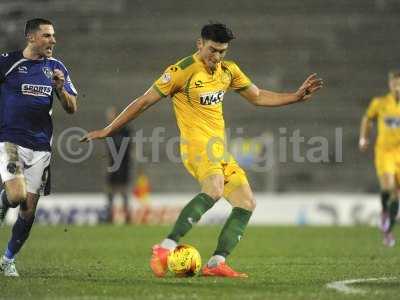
top-left (202, 262), bottom-right (248, 278)
top-left (150, 245), bottom-right (170, 277)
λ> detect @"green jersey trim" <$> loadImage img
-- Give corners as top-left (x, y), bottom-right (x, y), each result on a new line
top-left (152, 84), bottom-right (167, 97)
top-left (177, 56), bottom-right (195, 70)
top-left (235, 83), bottom-right (253, 92)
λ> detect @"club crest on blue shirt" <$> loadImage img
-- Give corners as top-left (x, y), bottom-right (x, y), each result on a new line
top-left (42, 67), bottom-right (53, 79)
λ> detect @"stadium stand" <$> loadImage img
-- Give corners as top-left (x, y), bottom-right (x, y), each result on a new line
top-left (1, 0), bottom-right (399, 193)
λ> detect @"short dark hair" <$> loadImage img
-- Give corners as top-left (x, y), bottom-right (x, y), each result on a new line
top-left (201, 23), bottom-right (235, 43)
top-left (389, 70), bottom-right (400, 80)
top-left (24, 18), bottom-right (53, 36)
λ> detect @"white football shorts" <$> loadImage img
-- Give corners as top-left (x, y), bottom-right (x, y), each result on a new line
top-left (0, 142), bottom-right (51, 195)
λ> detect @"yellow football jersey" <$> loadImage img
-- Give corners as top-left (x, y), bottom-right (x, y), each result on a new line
top-left (153, 53), bottom-right (252, 143)
top-left (366, 92), bottom-right (400, 149)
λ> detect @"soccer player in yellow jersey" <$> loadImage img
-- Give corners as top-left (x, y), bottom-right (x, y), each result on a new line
top-left (359, 71), bottom-right (400, 247)
top-left (81, 23), bottom-right (323, 277)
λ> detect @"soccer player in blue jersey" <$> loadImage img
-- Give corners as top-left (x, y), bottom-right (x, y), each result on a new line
top-left (0, 18), bottom-right (78, 276)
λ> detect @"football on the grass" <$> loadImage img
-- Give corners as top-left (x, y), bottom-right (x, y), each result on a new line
top-left (167, 244), bottom-right (201, 277)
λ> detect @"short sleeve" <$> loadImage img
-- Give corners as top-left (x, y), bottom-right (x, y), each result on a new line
top-left (64, 74), bottom-right (78, 96)
top-left (365, 98), bottom-right (380, 120)
top-left (55, 61), bottom-right (78, 96)
top-left (0, 53), bottom-right (10, 83)
top-left (227, 62), bottom-right (252, 91)
top-left (153, 65), bottom-right (187, 97)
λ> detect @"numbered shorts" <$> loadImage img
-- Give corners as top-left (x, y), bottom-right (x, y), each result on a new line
top-left (0, 142), bottom-right (51, 195)
top-left (181, 139), bottom-right (249, 198)
top-left (375, 147), bottom-right (400, 182)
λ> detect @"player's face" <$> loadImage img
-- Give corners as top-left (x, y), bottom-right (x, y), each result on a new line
top-left (197, 39), bottom-right (229, 71)
top-left (29, 25), bottom-right (56, 58)
top-left (389, 77), bottom-right (400, 98)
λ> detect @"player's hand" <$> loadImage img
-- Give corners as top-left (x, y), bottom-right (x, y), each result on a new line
top-left (52, 69), bottom-right (65, 91)
top-left (359, 137), bottom-right (369, 152)
top-left (80, 128), bottom-right (110, 142)
top-left (295, 73), bottom-right (323, 101)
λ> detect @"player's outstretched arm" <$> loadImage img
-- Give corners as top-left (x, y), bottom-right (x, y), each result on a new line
top-left (240, 73), bottom-right (323, 107)
top-left (53, 69), bottom-right (77, 114)
top-left (359, 116), bottom-right (373, 152)
top-left (80, 87), bottom-right (162, 142)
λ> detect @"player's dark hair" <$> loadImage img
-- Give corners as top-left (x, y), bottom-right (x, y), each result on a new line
top-left (389, 70), bottom-right (400, 80)
top-left (201, 23), bottom-right (235, 43)
top-left (24, 18), bottom-right (53, 36)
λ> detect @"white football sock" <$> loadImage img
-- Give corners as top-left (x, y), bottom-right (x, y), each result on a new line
top-left (207, 255), bottom-right (225, 268)
top-left (160, 238), bottom-right (177, 250)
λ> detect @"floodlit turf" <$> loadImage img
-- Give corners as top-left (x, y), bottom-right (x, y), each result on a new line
top-left (1, 225), bottom-right (400, 300)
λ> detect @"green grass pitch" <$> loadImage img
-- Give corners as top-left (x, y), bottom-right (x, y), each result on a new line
top-left (1, 225), bottom-right (400, 300)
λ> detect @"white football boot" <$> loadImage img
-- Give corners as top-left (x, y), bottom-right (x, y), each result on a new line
top-left (0, 256), bottom-right (19, 277)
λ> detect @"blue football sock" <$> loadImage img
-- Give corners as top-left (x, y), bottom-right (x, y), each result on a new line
top-left (4, 248), bottom-right (14, 260)
top-left (5, 214), bottom-right (35, 259)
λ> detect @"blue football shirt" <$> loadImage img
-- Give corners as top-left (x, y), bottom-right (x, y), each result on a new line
top-left (0, 50), bottom-right (77, 151)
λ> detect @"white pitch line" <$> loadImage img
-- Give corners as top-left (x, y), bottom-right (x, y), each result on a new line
top-left (326, 277), bottom-right (397, 294)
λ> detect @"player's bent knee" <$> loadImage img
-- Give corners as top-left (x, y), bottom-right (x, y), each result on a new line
top-left (4, 178), bottom-right (27, 206)
top-left (231, 194), bottom-right (256, 211)
top-left (206, 187), bottom-right (224, 201)
top-left (380, 174), bottom-right (396, 191)
top-left (382, 185), bottom-right (396, 194)
top-left (250, 197), bottom-right (257, 211)
top-left (6, 190), bottom-right (27, 207)
top-left (201, 175), bottom-right (225, 200)
top-left (243, 196), bottom-right (256, 211)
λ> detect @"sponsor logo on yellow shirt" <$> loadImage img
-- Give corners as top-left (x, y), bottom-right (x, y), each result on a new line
top-left (199, 90), bottom-right (225, 105)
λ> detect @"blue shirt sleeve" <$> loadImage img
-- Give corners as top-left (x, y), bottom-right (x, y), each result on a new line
top-left (0, 51), bottom-right (22, 84)
top-left (55, 61), bottom-right (78, 96)
top-left (0, 53), bottom-right (10, 83)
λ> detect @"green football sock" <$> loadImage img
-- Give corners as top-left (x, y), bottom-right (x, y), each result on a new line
top-left (213, 207), bottom-right (252, 257)
top-left (388, 200), bottom-right (399, 232)
top-left (381, 191), bottom-right (390, 213)
top-left (167, 193), bottom-right (215, 242)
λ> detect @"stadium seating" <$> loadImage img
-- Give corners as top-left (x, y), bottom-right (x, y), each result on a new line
top-left (1, 0), bottom-right (399, 193)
